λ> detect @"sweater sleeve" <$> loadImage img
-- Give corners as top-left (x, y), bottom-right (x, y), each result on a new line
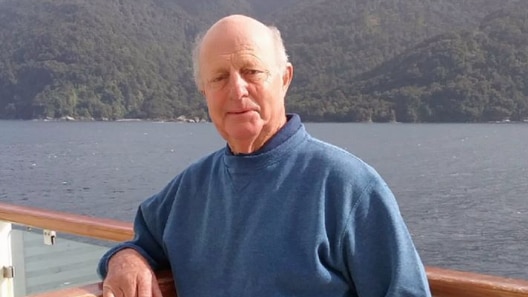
top-left (341, 177), bottom-right (431, 297)
top-left (97, 178), bottom-right (178, 278)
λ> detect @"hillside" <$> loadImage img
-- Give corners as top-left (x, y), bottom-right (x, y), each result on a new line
top-left (0, 0), bottom-right (525, 121)
top-left (309, 2), bottom-right (528, 123)
top-left (273, 0), bottom-right (518, 95)
top-left (0, 0), bottom-right (203, 119)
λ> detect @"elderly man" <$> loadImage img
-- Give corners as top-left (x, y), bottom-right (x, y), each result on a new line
top-left (98, 14), bottom-right (431, 297)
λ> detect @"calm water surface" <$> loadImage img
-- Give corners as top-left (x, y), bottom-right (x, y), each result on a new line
top-left (1, 120), bottom-right (527, 279)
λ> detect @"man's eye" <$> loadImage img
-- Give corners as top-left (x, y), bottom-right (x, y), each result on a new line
top-left (210, 75), bottom-right (227, 83)
top-left (243, 69), bottom-right (268, 81)
top-left (243, 69), bottom-right (261, 75)
top-left (207, 74), bottom-right (229, 90)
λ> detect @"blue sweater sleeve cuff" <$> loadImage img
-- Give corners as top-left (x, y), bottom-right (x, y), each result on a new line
top-left (97, 242), bottom-right (161, 279)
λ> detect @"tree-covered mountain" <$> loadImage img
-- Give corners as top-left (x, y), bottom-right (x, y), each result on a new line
top-left (296, 2), bottom-right (528, 122)
top-left (0, 0), bottom-right (526, 122)
top-left (273, 0), bottom-right (519, 99)
top-left (0, 0), bottom-right (205, 120)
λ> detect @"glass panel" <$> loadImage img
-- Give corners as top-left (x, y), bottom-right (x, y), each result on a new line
top-left (10, 226), bottom-right (111, 296)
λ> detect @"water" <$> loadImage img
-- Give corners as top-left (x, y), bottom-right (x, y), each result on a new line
top-left (1, 120), bottom-right (527, 279)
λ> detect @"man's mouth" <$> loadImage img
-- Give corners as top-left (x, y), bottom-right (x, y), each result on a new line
top-left (229, 109), bottom-right (256, 115)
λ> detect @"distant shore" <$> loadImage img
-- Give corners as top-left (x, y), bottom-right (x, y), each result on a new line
top-left (25, 115), bottom-right (210, 123)
top-left (3, 115), bottom-right (528, 124)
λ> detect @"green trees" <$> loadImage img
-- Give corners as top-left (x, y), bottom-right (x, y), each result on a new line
top-left (0, 0), bottom-right (526, 122)
top-left (323, 3), bottom-right (528, 122)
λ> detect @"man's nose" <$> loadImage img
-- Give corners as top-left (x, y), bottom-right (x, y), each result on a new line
top-left (228, 72), bottom-right (249, 100)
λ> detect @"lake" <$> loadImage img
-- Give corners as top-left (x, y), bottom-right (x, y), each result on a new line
top-left (1, 119), bottom-right (527, 279)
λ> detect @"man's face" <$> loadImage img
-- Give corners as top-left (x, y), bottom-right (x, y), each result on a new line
top-left (199, 22), bottom-right (292, 147)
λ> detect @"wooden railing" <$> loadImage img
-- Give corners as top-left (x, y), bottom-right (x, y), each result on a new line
top-left (0, 202), bottom-right (132, 242)
top-left (23, 270), bottom-right (177, 297)
top-left (427, 266), bottom-right (528, 297)
top-left (1, 201), bottom-right (528, 297)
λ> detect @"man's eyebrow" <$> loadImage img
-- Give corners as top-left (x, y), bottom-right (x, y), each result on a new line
top-left (241, 60), bottom-right (270, 71)
top-left (208, 65), bottom-right (228, 75)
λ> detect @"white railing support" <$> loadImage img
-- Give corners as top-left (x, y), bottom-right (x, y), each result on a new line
top-left (0, 221), bottom-right (14, 297)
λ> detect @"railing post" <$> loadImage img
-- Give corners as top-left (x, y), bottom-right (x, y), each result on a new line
top-left (1, 221), bottom-right (15, 297)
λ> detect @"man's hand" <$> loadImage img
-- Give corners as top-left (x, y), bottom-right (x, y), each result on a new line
top-left (102, 248), bottom-right (163, 297)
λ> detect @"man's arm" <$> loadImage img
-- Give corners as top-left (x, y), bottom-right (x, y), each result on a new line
top-left (97, 178), bottom-right (178, 296)
top-left (97, 202), bottom-right (170, 278)
top-left (342, 177), bottom-right (431, 297)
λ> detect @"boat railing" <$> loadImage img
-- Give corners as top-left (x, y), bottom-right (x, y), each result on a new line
top-left (1, 201), bottom-right (528, 297)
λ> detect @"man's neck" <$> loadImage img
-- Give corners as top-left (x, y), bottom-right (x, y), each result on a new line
top-left (228, 116), bottom-right (287, 155)
top-left (228, 130), bottom-right (276, 155)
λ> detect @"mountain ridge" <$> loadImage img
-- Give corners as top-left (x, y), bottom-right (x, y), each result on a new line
top-left (0, 0), bottom-right (525, 122)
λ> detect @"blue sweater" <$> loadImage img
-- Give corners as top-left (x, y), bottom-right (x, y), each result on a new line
top-left (98, 114), bottom-right (431, 297)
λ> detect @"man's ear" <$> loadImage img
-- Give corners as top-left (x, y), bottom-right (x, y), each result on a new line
top-left (282, 63), bottom-right (294, 90)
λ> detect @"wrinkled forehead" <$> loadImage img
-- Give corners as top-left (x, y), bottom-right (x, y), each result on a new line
top-left (199, 22), bottom-right (276, 68)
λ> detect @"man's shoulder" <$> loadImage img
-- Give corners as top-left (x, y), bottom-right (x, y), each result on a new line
top-left (304, 136), bottom-right (369, 166)
top-left (182, 147), bottom-right (225, 175)
top-left (300, 136), bottom-right (382, 183)
top-left (155, 148), bottom-right (224, 198)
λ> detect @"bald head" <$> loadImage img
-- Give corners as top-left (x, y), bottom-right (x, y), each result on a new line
top-left (192, 15), bottom-right (289, 91)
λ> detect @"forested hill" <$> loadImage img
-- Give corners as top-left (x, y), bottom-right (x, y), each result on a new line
top-left (292, 2), bottom-right (528, 122)
top-left (0, 0), bottom-right (526, 122)
top-left (0, 0), bottom-right (205, 120)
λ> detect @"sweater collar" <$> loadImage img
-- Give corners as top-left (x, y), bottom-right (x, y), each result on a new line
top-left (225, 113), bottom-right (302, 156)
top-left (223, 113), bottom-right (306, 172)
